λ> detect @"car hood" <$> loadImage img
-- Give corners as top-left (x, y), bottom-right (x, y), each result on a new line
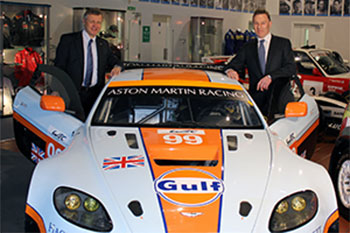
top-left (89, 127), bottom-right (272, 232)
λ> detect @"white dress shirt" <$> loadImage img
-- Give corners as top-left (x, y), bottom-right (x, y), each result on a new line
top-left (257, 33), bottom-right (272, 62)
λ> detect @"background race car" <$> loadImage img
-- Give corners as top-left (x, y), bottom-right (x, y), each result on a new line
top-left (293, 47), bottom-right (350, 102)
top-left (328, 103), bottom-right (350, 220)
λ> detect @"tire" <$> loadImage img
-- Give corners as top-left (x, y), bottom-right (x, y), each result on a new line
top-left (316, 103), bottom-right (326, 140)
top-left (331, 149), bottom-right (350, 220)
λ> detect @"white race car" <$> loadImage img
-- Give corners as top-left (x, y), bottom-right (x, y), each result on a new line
top-left (13, 64), bottom-right (338, 232)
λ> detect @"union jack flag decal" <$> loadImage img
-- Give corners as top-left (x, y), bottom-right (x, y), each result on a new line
top-left (31, 142), bottom-right (45, 163)
top-left (103, 155), bottom-right (145, 170)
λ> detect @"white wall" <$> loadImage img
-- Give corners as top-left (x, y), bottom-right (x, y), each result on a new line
top-left (127, 2), bottom-right (252, 61)
top-left (130, 0), bottom-right (349, 61)
top-left (3, 0), bottom-right (350, 61)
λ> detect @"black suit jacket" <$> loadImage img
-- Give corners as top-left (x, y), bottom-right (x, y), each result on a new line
top-left (224, 35), bottom-right (296, 94)
top-left (54, 31), bottom-right (123, 91)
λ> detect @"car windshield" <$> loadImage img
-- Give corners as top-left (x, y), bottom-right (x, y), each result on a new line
top-left (310, 50), bottom-right (350, 75)
top-left (91, 86), bottom-right (263, 129)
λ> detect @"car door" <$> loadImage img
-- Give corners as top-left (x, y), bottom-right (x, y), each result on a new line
top-left (13, 64), bottom-right (85, 163)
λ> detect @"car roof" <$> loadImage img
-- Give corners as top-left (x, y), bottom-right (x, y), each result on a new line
top-left (108, 68), bottom-right (244, 90)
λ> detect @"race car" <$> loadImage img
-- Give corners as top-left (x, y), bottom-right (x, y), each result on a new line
top-left (13, 64), bottom-right (338, 232)
top-left (328, 103), bottom-right (350, 220)
top-left (314, 94), bottom-right (347, 136)
top-left (293, 47), bottom-right (350, 102)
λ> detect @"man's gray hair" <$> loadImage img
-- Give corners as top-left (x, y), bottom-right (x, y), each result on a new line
top-left (83, 8), bottom-right (102, 19)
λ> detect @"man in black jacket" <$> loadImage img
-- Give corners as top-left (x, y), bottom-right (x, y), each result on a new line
top-left (224, 9), bottom-right (296, 116)
top-left (55, 8), bottom-right (123, 115)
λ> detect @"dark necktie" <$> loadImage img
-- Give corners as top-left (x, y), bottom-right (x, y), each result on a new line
top-left (258, 39), bottom-right (266, 74)
top-left (84, 39), bottom-right (93, 87)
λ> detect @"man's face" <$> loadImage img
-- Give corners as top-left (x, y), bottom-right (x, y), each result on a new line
top-left (253, 13), bottom-right (272, 39)
top-left (83, 14), bottom-right (102, 38)
top-left (295, 2), bottom-right (301, 9)
top-left (319, 1), bottom-right (324, 8)
top-left (334, 1), bottom-right (340, 10)
top-left (305, 3), bottom-right (312, 10)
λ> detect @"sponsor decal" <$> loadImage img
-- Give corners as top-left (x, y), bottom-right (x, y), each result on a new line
top-left (180, 212), bottom-right (203, 217)
top-left (328, 122), bottom-right (341, 130)
top-left (48, 222), bottom-right (66, 233)
top-left (31, 143), bottom-right (45, 163)
top-left (328, 85), bottom-right (343, 90)
top-left (103, 155), bottom-right (145, 170)
top-left (31, 142), bottom-right (62, 163)
top-left (285, 132), bottom-right (296, 145)
top-left (154, 168), bottom-right (224, 207)
top-left (157, 129), bottom-right (205, 135)
top-left (49, 126), bottom-right (68, 143)
top-left (107, 87), bottom-right (246, 99)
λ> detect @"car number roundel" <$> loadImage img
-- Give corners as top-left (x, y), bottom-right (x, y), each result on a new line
top-left (154, 168), bottom-right (224, 207)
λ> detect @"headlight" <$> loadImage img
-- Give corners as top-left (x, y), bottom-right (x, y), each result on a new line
top-left (54, 187), bottom-right (113, 232)
top-left (269, 190), bottom-right (318, 232)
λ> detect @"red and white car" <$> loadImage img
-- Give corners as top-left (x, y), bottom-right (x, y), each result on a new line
top-left (293, 47), bottom-right (350, 102)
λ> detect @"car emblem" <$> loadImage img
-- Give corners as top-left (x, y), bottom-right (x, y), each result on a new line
top-left (154, 168), bottom-right (224, 207)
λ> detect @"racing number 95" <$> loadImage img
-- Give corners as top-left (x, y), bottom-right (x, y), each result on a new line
top-left (163, 134), bottom-right (203, 145)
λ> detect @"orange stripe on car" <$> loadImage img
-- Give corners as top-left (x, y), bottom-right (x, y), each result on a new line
top-left (143, 68), bottom-right (210, 81)
top-left (141, 128), bottom-right (223, 233)
top-left (323, 210), bottom-right (339, 233)
top-left (290, 119), bottom-right (319, 153)
top-left (25, 204), bottom-right (46, 233)
top-left (13, 111), bottom-right (65, 153)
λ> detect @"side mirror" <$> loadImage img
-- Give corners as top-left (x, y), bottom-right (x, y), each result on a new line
top-left (312, 67), bottom-right (323, 76)
top-left (285, 102), bottom-right (307, 118)
top-left (40, 95), bottom-right (65, 112)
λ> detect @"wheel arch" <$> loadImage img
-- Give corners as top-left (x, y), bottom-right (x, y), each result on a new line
top-left (328, 136), bottom-right (350, 174)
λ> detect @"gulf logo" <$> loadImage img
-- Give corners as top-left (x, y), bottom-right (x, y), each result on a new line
top-left (154, 168), bottom-right (224, 207)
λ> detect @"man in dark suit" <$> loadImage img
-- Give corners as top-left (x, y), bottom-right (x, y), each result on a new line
top-left (224, 9), bottom-right (296, 116)
top-left (55, 8), bottom-right (123, 115)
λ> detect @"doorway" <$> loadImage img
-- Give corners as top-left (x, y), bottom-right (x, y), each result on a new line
top-left (126, 12), bottom-right (141, 61)
top-left (151, 15), bottom-right (172, 62)
top-left (291, 22), bottom-right (325, 48)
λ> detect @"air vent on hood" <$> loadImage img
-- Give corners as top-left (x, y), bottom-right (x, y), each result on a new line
top-left (227, 135), bottom-right (237, 151)
top-left (154, 159), bottom-right (218, 167)
top-left (125, 134), bottom-right (139, 149)
top-left (107, 130), bottom-right (117, 136)
top-left (239, 201), bottom-right (252, 217)
top-left (128, 200), bottom-right (143, 217)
